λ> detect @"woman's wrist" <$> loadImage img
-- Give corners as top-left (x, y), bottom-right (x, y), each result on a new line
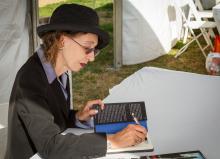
top-left (75, 111), bottom-right (79, 120)
top-left (106, 135), bottom-right (117, 149)
top-left (75, 111), bottom-right (83, 121)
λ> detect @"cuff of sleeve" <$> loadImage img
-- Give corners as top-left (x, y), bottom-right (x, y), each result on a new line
top-left (75, 117), bottom-right (94, 129)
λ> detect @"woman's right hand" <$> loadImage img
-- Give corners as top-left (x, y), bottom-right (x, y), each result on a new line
top-left (106, 124), bottom-right (147, 149)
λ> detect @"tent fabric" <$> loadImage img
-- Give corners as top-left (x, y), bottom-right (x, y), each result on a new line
top-left (122, 0), bottom-right (220, 65)
top-left (122, 0), bottom-right (187, 65)
top-left (0, 104), bottom-right (8, 159)
top-left (104, 67), bottom-right (220, 159)
top-left (0, 0), bottom-right (29, 104)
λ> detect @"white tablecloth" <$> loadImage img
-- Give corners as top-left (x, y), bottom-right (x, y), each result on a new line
top-left (103, 67), bottom-right (220, 159)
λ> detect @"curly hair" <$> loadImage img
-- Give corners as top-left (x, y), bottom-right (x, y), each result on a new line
top-left (41, 31), bottom-right (63, 67)
top-left (41, 31), bottom-right (86, 67)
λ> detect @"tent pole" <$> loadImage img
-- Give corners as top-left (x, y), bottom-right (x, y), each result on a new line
top-left (28, 0), bottom-right (40, 55)
top-left (113, 0), bottom-right (122, 69)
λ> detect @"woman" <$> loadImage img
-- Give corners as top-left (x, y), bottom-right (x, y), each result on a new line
top-left (6, 3), bottom-right (147, 159)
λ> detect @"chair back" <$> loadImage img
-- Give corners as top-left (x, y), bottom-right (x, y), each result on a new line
top-left (178, 0), bottom-right (202, 24)
top-left (194, 0), bottom-right (204, 10)
top-left (188, 0), bottom-right (203, 20)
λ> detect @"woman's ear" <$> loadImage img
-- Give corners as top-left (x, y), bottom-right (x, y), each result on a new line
top-left (59, 35), bottom-right (65, 48)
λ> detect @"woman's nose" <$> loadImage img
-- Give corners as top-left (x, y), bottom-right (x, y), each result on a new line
top-left (87, 52), bottom-right (95, 62)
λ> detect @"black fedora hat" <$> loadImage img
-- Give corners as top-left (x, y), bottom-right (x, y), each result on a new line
top-left (37, 3), bottom-right (109, 49)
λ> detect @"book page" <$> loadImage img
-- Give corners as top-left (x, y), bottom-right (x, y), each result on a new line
top-left (107, 134), bottom-right (153, 154)
top-left (93, 101), bottom-right (147, 124)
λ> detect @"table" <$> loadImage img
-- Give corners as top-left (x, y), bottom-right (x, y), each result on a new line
top-left (103, 67), bottom-right (220, 159)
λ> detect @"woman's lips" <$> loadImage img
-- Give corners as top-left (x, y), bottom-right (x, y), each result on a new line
top-left (80, 63), bottom-right (86, 68)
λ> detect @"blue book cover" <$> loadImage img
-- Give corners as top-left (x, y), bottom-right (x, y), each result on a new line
top-left (92, 101), bottom-right (147, 134)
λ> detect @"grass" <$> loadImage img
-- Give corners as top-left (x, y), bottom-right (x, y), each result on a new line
top-left (39, 0), bottom-right (112, 17)
top-left (39, 0), bottom-right (210, 110)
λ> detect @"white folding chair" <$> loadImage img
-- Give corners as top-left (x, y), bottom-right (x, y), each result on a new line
top-left (194, 0), bottom-right (215, 37)
top-left (182, 0), bottom-right (215, 43)
top-left (175, 0), bottom-right (216, 58)
top-left (194, 0), bottom-right (213, 17)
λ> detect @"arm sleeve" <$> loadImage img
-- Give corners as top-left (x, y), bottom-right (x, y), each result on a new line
top-left (17, 84), bottom-right (106, 159)
top-left (75, 117), bottom-right (94, 129)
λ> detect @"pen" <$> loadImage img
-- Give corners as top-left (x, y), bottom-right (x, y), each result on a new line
top-left (132, 112), bottom-right (148, 141)
top-left (131, 113), bottom-right (140, 125)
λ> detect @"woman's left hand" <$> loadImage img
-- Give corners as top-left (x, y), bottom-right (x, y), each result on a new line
top-left (75, 99), bottom-right (104, 121)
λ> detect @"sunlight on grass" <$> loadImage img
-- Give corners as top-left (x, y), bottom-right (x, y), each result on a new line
top-left (39, 0), bottom-right (112, 17)
top-left (168, 49), bottom-right (177, 56)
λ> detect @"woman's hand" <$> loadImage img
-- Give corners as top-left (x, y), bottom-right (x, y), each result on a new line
top-left (75, 99), bottom-right (104, 121)
top-left (107, 124), bottom-right (147, 149)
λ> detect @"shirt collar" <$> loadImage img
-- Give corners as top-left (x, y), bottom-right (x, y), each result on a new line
top-left (37, 47), bottom-right (57, 84)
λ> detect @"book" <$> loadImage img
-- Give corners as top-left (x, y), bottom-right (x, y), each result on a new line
top-left (92, 101), bottom-right (154, 153)
top-left (140, 150), bottom-right (206, 159)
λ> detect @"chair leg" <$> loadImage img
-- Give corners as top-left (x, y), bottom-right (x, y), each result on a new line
top-left (183, 27), bottom-right (189, 44)
top-left (194, 36), bottom-right (207, 57)
top-left (207, 29), bottom-right (214, 49)
top-left (201, 28), bottom-right (214, 49)
top-left (200, 15), bottom-right (215, 38)
top-left (175, 30), bottom-right (208, 58)
top-left (191, 29), bottom-right (207, 57)
top-left (175, 37), bottom-right (197, 58)
top-left (207, 30), bottom-right (214, 49)
top-left (200, 28), bottom-right (210, 46)
top-left (175, 44), bottom-right (189, 58)
top-left (209, 28), bottom-right (215, 38)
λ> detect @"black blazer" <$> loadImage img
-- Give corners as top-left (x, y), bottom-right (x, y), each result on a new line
top-left (5, 53), bottom-right (106, 159)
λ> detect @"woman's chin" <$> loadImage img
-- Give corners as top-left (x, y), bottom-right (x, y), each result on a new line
top-left (71, 66), bottom-right (82, 72)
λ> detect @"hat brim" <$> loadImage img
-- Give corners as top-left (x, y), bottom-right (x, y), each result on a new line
top-left (37, 23), bottom-right (109, 49)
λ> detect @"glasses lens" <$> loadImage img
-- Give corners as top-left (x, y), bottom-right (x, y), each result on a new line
top-left (86, 48), bottom-right (100, 56)
top-left (94, 49), bottom-right (100, 56)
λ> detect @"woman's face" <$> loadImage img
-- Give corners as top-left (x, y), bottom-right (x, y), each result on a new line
top-left (61, 33), bottom-right (98, 72)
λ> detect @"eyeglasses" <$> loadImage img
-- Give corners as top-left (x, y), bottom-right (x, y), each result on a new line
top-left (69, 37), bottom-right (100, 56)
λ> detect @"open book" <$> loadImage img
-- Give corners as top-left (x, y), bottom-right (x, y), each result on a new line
top-left (92, 101), bottom-right (154, 153)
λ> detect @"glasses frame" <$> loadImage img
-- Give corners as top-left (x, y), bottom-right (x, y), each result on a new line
top-left (69, 37), bottom-right (100, 56)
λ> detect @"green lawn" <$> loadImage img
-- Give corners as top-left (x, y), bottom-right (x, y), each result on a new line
top-left (39, 0), bottom-right (112, 17)
top-left (39, 0), bottom-right (209, 110)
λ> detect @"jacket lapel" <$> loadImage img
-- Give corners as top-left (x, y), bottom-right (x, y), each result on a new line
top-left (50, 79), bottom-right (69, 119)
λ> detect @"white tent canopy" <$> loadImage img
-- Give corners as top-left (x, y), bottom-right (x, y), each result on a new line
top-left (120, 0), bottom-right (219, 65)
top-left (122, 0), bottom-right (183, 65)
top-left (0, 0), bottom-right (29, 105)
top-left (0, 0), bottom-right (39, 157)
